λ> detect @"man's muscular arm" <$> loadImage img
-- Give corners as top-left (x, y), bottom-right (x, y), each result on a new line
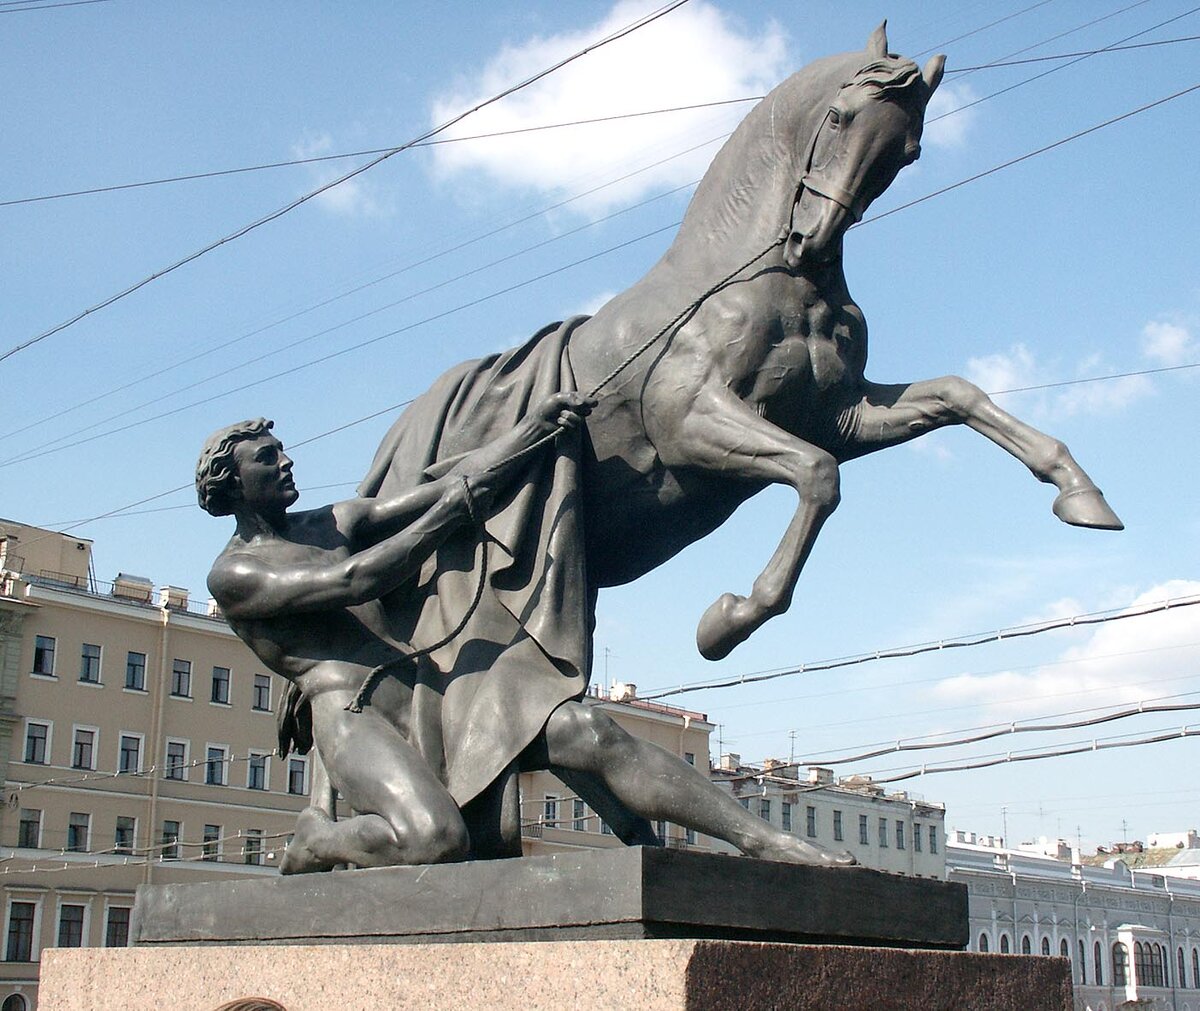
top-left (344, 391), bottom-right (593, 548)
top-left (210, 483), bottom-right (470, 621)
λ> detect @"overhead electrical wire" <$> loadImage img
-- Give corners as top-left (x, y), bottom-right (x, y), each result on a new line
top-left (0, 0), bottom-right (694, 365)
top-left (0, 0), bottom-right (112, 12)
top-left (639, 595), bottom-right (1200, 701)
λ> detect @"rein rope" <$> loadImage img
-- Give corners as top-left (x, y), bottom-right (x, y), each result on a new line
top-left (344, 233), bottom-right (790, 714)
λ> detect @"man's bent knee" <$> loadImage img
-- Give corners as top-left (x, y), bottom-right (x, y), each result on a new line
top-left (397, 810), bottom-right (470, 865)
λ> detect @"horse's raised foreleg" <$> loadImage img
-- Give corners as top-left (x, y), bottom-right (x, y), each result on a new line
top-left (837, 377), bottom-right (1123, 529)
top-left (656, 386), bottom-right (842, 661)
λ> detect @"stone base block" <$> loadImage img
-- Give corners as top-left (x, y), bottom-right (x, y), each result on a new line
top-left (39, 939), bottom-right (1073, 1011)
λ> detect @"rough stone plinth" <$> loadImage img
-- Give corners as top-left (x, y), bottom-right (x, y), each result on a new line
top-left (39, 939), bottom-right (1073, 1010)
top-left (132, 846), bottom-right (968, 949)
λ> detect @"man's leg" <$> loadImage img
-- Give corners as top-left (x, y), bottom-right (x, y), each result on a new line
top-left (281, 689), bottom-right (468, 873)
top-left (538, 702), bottom-right (854, 866)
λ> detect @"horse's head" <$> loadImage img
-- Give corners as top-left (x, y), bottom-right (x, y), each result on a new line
top-left (784, 23), bottom-right (945, 270)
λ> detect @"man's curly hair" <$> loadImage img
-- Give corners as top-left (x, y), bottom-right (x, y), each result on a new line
top-left (196, 418), bottom-right (274, 517)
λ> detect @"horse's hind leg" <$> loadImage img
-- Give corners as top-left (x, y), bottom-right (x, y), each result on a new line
top-left (654, 385), bottom-right (842, 661)
top-left (839, 377), bottom-right (1123, 530)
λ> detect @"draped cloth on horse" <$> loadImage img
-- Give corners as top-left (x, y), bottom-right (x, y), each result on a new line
top-left (357, 317), bottom-right (592, 808)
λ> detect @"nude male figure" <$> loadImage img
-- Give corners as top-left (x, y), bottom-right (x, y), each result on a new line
top-left (199, 394), bottom-right (854, 870)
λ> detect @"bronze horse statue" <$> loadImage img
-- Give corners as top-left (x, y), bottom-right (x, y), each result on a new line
top-left (565, 22), bottom-right (1121, 663)
top-left (355, 24), bottom-right (1121, 844)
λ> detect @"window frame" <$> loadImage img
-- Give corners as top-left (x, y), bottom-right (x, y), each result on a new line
top-left (210, 665), bottom-right (231, 705)
top-left (16, 808), bottom-right (42, 849)
top-left (858, 813), bottom-right (869, 846)
top-left (66, 811), bottom-right (91, 853)
top-left (114, 815), bottom-right (137, 855)
top-left (204, 744), bottom-right (229, 786)
top-left (170, 658), bottom-right (192, 699)
top-left (117, 732), bottom-right (144, 775)
top-left (31, 635), bottom-right (56, 678)
top-left (251, 673), bottom-right (272, 712)
top-left (287, 756), bottom-right (308, 796)
top-left (103, 904), bottom-right (131, 948)
top-left (78, 643), bottom-right (102, 684)
top-left (833, 809), bottom-right (843, 842)
top-left (22, 719), bottom-right (51, 766)
top-left (71, 725), bottom-right (98, 771)
top-left (201, 823), bottom-right (221, 862)
top-left (246, 751), bottom-right (270, 791)
top-left (160, 819), bottom-right (181, 860)
top-left (4, 898), bottom-right (41, 963)
top-left (124, 650), bottom-right (147, 691)
top-left (55, 901), bottom-right (87, 948)
top-left (243, 828), bottom-right (264, 866)
top-left (164, 738), bottom-right (190, 781)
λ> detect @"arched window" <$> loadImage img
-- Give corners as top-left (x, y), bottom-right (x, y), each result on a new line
top-left (1041, 936), bottom-right (1051, 956)
top-left (1179, 948), bottom-right (1187, 989)
top-left (1154, 944), bottom-right (1167, 987)
top-left (1000, 934), bottom-right (1010, 954)
top-left (978, 933), bottom-right (989, 953)
top-left (1113, 942), bottom-right (1129, 986)
top-left (1095, 941), bottom-right (1103, 986)
top-left (1193, 947), bottom-right (1199, 988)
top-left (1, 996), bottom-right (28, 1011)
top-left (1022, 934), bottom-right (1032, 955)
top-left (1079, 939), bottom-right (1087, 984)
top-left (1134, 941), bottom-right (1148, 985)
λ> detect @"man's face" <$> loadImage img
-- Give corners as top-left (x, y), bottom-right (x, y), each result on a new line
top-left (231, 434), bottom-right (298, 514)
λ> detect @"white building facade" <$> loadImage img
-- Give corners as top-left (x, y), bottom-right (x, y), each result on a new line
top-left (949, 833), bottom-right (1200, 1011)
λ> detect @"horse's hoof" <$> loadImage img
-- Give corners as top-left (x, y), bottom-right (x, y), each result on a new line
top-left (1052, 488), bottom-right (1124, 530)
top-left (696, 592), bottom-right (749, 661)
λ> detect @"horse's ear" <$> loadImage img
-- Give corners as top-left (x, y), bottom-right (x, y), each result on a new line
top-left (867, 20), bottom-right (888, 58)
top-left (922, 54), bottom-right (946, 96)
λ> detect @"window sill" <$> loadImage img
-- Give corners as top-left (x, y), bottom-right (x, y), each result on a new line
top-left (122, 687), bottom-right (148, 695)
top-left (29, 672), bottom-right (57, 681)
top-left (77, 680), bottom-right (104, 689)
top-left (169, 694), bottom-right (193, 702)
top-left (209, 700), bottom-right (232, 708)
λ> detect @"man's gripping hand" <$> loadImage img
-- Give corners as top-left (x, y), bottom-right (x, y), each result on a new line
top-left (532, 392), bottom-right (596, 435)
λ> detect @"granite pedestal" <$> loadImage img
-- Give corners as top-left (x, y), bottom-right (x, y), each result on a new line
top-left (37, 849), bottom-right (1074, 1009)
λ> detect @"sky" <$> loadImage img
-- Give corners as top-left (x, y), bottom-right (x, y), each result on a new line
top-left (3, 0), bottom-right (1198, 853)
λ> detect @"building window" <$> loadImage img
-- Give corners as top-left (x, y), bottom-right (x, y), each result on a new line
top-left (205, 746), bottom-right (227, 785)
top-left (799, 805), bottom-right (812, 838)
top-left (114, 816), bottom-right (136, 854)
top-left (600, 820), bottom-right (613, 836)
top-left (17, 809), bottom-right (41, 849)
top-left (859, 814), bottom-right (869, 845)
top-left (165, 740), bottom-right (188, 780)
top-left (928, 825), bottom-right (938, 853)
top-left (978, 933), bottom-right (989, 953)
top-left (24, 722), bottom-right (49, 764)
top-left (2, 994), bottom-right (28, 1011)
top-left (105, 906), bottom-right (130, 947)
top-left (79, 643), bottom-right (101, 683)
top-left (202, 824), bottom-right (221, 861)
top-left (685, 827), bottom-right (696, 845)
top-left (32, 635), bottom-right (56, 676)
top-left (5, 901), bottom-right (36, 961)
top-left (833, 810), bottom-right (843, 842)
top-left (914, 822), bottom-right (922, 852)
top-left (170, 659), bottom-right (191, 698)
top-left (288, 758), bottom-right (307, 796)
top-left (244, 829), bottom-right (263, 865)
top-left (999, 934), bottom-right (1010, 954)
top-left (1178, 947), bottom-right (1186, 989)
top-left (758, 799), bottom-right (771, 822)
top-left (684, 752), bottom-right (695, 766)
top-left (1077, 939), bottom-right (1086, 984)
top-left (1041, 937), bottom-right (1051, 957)
top-left (573, 798), bottom-right (587, 831)
top-left (161, 820), bottom-right (180, 860)
top-left (72, 728), bottom-right (96, 770)
top-left (1192, 946), bottom-right (1198, 988)
top-left (124, 651), bottom-right (146, 691)
top-left (655, 819), bottom-right (667, 842)
top-left (57, 903), bottom-right (85, 947)
top-left (878, 817), bottom-right (888, 848)
top-left (118, 734), bottom-right (141, 774)
top-left (542, 795), bottom-right (558, 825)
top-left (252, 673), bottom-right (272, 711)
top-left (210, 666), bottom-right (230, 704)
top-left (1095, 941), bottom-right (1104, 986)
top-left (67, 812), bottom-right (90, 852)
top-left (739, 796), bottom-right (750, 810)
top-left (247, 753), bottom-right (268, 791)
top-left (1113, 942), bottom-right (1129, 986)
top-left (896, 821), bottom-right (905, 850)
top-left (1147, 942), bottom-right (1165, 987)
top-left (781, 802), bottom-right (792, 833)
top-left (1021, 935), bottom-right (1031, 955)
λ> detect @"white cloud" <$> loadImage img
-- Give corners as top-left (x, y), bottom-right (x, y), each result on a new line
top-left (965, 343), bottom-right (1152, 419)
top-left (1141, 320), bottom-right (1195, 366)
top-left (931, 580), bottom-right (1200, 717)
top-left (922, 81), bottom-right (979, 151)
top-left (292, 134), bottom-right (393, 219)
top-left (427, 2), bottom-right (788, 216)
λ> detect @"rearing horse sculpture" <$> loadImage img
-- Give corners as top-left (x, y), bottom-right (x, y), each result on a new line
top-left (565, 22), bottom-right (1121, 662)
top-left (358, 24), bottom-right (1121, 837)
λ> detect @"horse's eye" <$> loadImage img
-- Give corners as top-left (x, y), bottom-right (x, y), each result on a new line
top-left (828, 108), bottom-right (841, 128)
